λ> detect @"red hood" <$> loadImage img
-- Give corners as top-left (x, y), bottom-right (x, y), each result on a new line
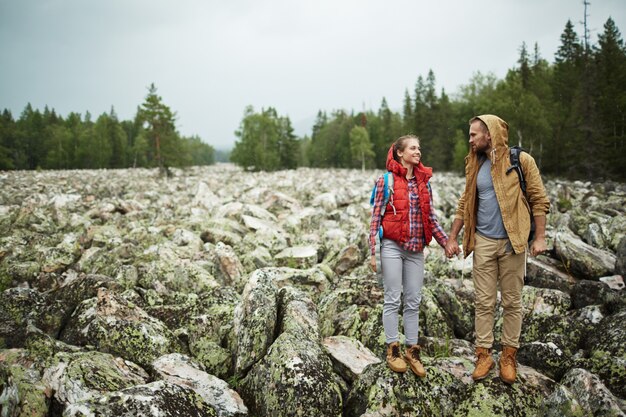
top-left (385, 144), bottom-right (433, 182)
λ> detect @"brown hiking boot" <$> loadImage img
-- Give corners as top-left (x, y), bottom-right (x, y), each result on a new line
top-left (404, 344), bottom-right (426, 377)
top-left (386, 342), bottom-right (407, 373)
top-left (499, 346), bottom-right (518, 384)
top-left (472, 346), bottom-right (495, 381)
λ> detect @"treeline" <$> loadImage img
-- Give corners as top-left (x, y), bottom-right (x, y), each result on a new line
top-left (0, 84), bottom-right (215, 171)
top-left (232, 18), bottom-right (626, 180)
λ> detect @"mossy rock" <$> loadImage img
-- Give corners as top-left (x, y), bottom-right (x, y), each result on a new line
top-left (0, 348), bottom-right (51, 417)
top-left (345, 359), bottom-right (466, 417)
top-left (63, 380), bottom-right (217, 416)
top-left (188, 337), bottom-right (232, 380)
top-left (239, 333), bottom-right (343, 417)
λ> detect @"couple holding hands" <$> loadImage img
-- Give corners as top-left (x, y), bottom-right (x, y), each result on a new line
top-left (369, 114), bottom-right (550, 384)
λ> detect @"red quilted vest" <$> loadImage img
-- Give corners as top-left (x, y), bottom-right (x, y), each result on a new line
top-left (381, 146), bottom-right (434, 246)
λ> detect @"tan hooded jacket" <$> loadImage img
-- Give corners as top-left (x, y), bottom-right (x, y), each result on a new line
top-left (454, 114), bottom-right (550, 256)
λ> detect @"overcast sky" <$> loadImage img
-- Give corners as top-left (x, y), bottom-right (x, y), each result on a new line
top-left (1, 0), bottom-right (625, 150)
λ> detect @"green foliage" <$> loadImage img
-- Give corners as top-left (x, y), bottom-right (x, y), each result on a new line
top-left (349, 125), bottom-right (375, 171)
top-left (230, 106), bottom-right (298, 171)
top-left (0, 84), bottom-right (215, 171)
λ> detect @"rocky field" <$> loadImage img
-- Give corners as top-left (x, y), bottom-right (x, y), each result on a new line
top-left (0, 163), bottom-right (625, 416)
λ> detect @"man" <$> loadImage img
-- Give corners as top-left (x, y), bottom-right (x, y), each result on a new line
top-left (445, 115), bottom-right (550, 384)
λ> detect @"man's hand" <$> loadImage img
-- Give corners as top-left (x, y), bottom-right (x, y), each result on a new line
top-left (445, 240), bottom-right (461, 258)
top-left (445, 219), bottom-right (464, 259)
top-left (370, 255), bottom-right (377, 272)
top-left (530, 237), bottom-right (547, 257)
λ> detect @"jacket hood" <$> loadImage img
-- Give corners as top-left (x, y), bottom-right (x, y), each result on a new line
top-left (385, 144), bottom-right (432, 180)
top-left (470, 114), bottom-right (509, 161)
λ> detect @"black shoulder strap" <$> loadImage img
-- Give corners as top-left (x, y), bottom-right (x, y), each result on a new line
top-left (506, 146), bottom-right (527, 195)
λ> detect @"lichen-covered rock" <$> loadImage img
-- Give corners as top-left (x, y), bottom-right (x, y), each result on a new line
top-left (137, 252), bottom-right (220, 294)
top-left (0, 287), bottom-right (65, 348)
top-left (571, 279), bottom-right (616, 309)
top-left (59, 288), bottom-right (181, 369)
top-left (345, 360), bottom-right (467, 417)
top-left (518, 341), bottom-right (572, 380)
top-left (538, 368), bottom-right (626, 417)
top-left (318, 289), bottom-right (369, 340)
top-left (554, 230), bottom-right (616, 279)
top-left (152, 353), bottom-right (247, 417)
top-left (239, 333), bottom-right (343, 417)
top-left (331, 244), bottom-right (361, 275)
top-left (582, 310), bottom-right (626, 398)
top-left (420, 286), bottom-right (454, 339)
top-left (233, 269), bottom-right (279, 373)
top-left (428, 278), bottom-right (475, 340)
top-left (0, 349), bottom-right (51, 417)
top-left (42, 350), bottom-right (148, 409)
top-left (452, 366), bottom-right (555, 417)
top-left (263, 266), bottom-right (331, 302)
top-left (63, 380), bottom-right (217, 417)
top-left (213, 242), bottom-right (246, 292)
top-left (322, 335), bottom-right (381, 383)
top-left (517, 287), bottom-right (582, 352)
top-left (277, 286), bottom-right (320, 340)
top-left (188, 337), bottom-right (232, 380)
top-left (239, 285), bottom-right (343, 417)
top-left (274, 245), bottom-right (319, 269)
top-left (525, 256), bottom-right (575, 293)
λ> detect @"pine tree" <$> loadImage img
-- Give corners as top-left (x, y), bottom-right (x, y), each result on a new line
top-left (137, 83), bottom-right (181, 171)
top-left (594, 17), bottom-right (626, 179)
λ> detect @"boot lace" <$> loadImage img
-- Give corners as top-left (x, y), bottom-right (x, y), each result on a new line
top-left (391, 344), bottom-right (401, 359)
top-left (476, 351), bottom-right (491, 366)
top-left (409, 347), bottom-right (421, 361)
top-left (501, 352), bottom-right (515, 367)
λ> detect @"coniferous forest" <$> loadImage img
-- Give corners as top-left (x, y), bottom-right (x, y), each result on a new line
top-left (2, 18), bottom-right (625, 180)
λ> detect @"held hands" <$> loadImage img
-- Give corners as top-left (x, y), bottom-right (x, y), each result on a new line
top-left (370, 255), bottom-right (377, 273)
top-left (444, 240), bottom-right (461, 259)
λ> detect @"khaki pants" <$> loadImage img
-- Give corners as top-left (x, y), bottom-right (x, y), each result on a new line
top-left (473, 233), bottom-right (525, 348)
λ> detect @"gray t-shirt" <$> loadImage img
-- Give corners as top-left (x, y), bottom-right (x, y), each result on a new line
top-left (476, 157), bottom-right (508, 238)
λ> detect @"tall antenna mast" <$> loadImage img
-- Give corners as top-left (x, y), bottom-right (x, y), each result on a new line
top-left (582, 0), bottom-right (591, 52)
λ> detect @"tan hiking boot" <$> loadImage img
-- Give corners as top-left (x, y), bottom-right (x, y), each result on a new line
top-left (404, 344), bottom-right (426, 377)
top-left (472, 346), bottom-right (495, 381)
top-left (386, 342), bottom-right (407, 373)
top-left (499, 346), bottom-right (518, 384)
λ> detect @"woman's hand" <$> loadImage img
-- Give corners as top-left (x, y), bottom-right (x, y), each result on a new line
top-left (370, 255), bottom-right (377, 272)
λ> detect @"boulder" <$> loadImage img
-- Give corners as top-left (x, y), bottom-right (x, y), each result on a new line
top-left (322, 335), bottom-right (381, 383)
top-left (63, 380), bottom-right (217, 417)
top-left (554, 230), bottom-right (616, 279)
top-left (233, 269), bottom-right (279, 373)
top-left (42, 351), bottom-right (148, 410)
top-left (152, 353), bottom-right (247, 417)
top-left (0, 349), bottom-right (51, 417)
top-left (59, 288), bottom-right (181, 369)
top-left (582, 310), bottom-right (626, 398)
top-left (239, 285), bottom-right (344, 416)
top-left (274, 245), bottom-right (319, 269)
top-left (538, 368), bottom-right (626, 416)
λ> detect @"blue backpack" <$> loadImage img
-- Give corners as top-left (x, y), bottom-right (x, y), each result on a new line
top-left (370, 172), bottom-right (395, 239)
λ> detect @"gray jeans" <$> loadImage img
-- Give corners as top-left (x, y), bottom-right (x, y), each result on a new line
top-left (381, 238), bottom-right (425, 346)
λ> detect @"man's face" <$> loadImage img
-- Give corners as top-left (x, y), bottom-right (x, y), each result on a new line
top-left (469, 120), bottom-right (491, 153)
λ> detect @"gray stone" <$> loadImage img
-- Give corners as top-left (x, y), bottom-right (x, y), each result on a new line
top-left (152, 353), bottom-right (247, 417)
top-left (322, 335), bottom-right (381, 383)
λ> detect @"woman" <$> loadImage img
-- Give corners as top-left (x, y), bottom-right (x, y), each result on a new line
top-left (369, 135), bottom-right (448, 376)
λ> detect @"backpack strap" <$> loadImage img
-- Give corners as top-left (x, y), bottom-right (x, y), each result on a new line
top-left (506, 146), bottom-right (527, 196)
